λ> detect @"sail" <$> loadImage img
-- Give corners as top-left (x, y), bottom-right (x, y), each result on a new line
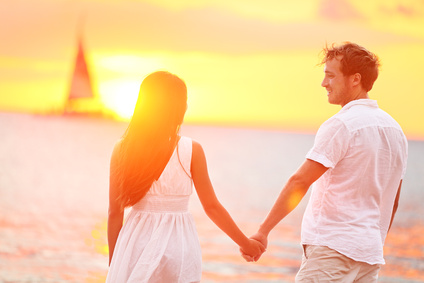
top-left (64, 35), bottom-right (104, 116)
top-left (68, 38), bottom-right (94, 100)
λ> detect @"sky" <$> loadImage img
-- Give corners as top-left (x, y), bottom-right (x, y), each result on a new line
top-left (1, 0), bottom-right (424, 138)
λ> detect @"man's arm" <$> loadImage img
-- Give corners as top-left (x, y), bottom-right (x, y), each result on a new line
top-left (247, 159), bottom-right (328, 259)
top-left (388, 180), bottom-right (402, 233)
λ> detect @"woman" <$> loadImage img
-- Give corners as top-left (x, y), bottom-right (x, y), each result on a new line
top-left (106, 71), bottom-right (264, 282)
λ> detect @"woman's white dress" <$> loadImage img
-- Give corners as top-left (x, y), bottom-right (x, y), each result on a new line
top-left (106, 136), bottom-right (202, 283)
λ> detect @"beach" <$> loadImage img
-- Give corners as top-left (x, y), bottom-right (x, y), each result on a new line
top-left (0, 112), bottom-right (423, 283)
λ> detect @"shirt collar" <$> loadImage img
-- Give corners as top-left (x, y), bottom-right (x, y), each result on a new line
top-left (341, 99), bottom-right (378, 111)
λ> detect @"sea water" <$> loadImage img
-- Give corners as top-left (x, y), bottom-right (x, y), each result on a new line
top-left (0, 113), bottom-right (423, 282)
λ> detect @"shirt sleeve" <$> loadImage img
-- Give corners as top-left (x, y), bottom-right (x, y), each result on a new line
top-left (401, 134), bottom-right (408, 179)
top-left (306, 117), bottom-right (350, 169)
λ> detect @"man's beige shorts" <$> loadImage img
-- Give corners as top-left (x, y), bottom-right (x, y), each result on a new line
top-left (295, 245), bottom-right (381, 283)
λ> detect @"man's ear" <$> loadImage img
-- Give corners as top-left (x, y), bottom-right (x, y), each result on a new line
top-left (352, 73), bottom-right (361, 87)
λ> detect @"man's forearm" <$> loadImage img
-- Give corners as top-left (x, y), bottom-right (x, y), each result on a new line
top-left (388, 180), bottom-right (402, 233)
top-left (258, 159), bottom-right (327, 238)
top-left (258, 176), bottom-right (310, 236)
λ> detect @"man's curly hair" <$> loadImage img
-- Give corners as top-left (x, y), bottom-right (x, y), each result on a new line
top-left (320, 42), bottom-right (381, 92)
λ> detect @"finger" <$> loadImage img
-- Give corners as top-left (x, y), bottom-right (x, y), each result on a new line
top-left (241, 254), bottom-right (253, 262)
top-left (239, 248), bottom-right (249, 257)
top-left (251, 239), bottom-right (266, 252)
top-left (253, 254), bottom-right (262, 262)
top-left (258, 242), bottom-right (266, 252)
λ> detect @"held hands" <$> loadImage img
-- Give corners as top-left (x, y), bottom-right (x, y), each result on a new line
top-left (239, 238), bottom-right (265, 262)
top-left (240, 232), bottom-right (268, 262)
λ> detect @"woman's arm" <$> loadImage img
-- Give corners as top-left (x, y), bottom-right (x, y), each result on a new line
top-left (191, 140), bottom-right (264, 257)
top-left (107, 141), bottom-right (124, 265)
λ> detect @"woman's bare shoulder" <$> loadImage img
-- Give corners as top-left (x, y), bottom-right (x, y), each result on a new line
top-left (191, 139), bottom-right (204, 155)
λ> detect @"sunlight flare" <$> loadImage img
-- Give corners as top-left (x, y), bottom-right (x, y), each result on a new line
top-left (99, 79), bottom-right (140, 120)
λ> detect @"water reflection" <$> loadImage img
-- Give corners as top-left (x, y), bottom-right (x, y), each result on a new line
top-left (88, 214), bottom-right (424, 282)
top-left (0, 114), bottom-right (422, 282)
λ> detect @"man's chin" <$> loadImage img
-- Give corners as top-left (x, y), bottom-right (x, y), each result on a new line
top-left (327, 98), bottom-right (339, 106)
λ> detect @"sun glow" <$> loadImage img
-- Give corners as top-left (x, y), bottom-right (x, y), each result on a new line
top-left (1, 2), bottom-right (422, 139)
top-left (99, 79), bottom-right (140, 120)
top-left (93, 54), bottom-right (166, 120)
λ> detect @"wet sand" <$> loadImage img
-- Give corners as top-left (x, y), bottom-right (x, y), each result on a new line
top-left (0, 112), bottom-right (423, 282)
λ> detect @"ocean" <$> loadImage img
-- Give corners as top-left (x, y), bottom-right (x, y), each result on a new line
top-left (0, 112), bottom-right (423, 282)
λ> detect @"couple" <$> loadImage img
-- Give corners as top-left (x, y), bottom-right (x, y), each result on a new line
top-left (106, 42), bottom-right (408, 282)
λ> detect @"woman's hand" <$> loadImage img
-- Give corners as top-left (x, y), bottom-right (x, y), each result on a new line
top-left (240, 232), bottom-right (268, 262)
top-left (240, 238), bottom-right (266, 262)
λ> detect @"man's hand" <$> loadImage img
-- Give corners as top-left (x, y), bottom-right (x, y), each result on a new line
top-left (240, 232), bottom-right (268, 262)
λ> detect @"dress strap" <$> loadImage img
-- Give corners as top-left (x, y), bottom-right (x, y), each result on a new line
top-left (176, 136), bottom-right (192, 179)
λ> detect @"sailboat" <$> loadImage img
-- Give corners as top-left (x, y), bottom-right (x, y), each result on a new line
top-left (64, 35), bottom-right (103, 116)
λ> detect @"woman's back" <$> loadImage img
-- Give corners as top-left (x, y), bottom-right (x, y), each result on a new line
top-left (106, 136), bottom-right (202, 283)
top-left (147, 136), bottom-right (193, 197)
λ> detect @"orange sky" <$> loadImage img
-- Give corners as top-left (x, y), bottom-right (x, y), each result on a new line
top-left (0, 0), bottom-right (423, 139)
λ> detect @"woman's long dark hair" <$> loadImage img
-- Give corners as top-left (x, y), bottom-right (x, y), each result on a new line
top-left (116, 71), bottom-right (187, 209)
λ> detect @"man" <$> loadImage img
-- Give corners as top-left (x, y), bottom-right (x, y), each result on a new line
top-left (244, 42), bottom-right (408, 282)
